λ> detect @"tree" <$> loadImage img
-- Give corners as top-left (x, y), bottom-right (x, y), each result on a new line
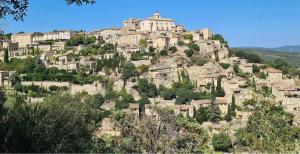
top-left (169, 46), bottom-right (178, 53)
top-left (4, 48), bottom-right (9, 63)
top-left (175, 88), bottom-right (193, 104)
top-left (211, 79), bottom-right (215, 100)
top-left (160, 89), bottom-right (176, 100)
top-left (195, 106), bottom-right (208, 124)
top-left (230, 94), bottom-right (236, 117)
top-left (0, 88), bottom-right (7, 116)
top-left (0, 94), bottom-right (96, 153)
top-left (207, 103), bottom-right (221, 123)
top-left (212, 132), bottom-right (232, 152)
top-left (139, 39), bottom-right (148, 48)
top-left (235, 102), bottom-right (300, 153)
top-left (121, 62), bottom-right (136, 81)
top-left (160, 50), bottom-right (168, 56)
top-left (184, 49), bottom-right (193, 57)
top-left (216, 76), bottom-right (222, 97)
top-left (253, 64), bottom-right (260, 73)
top-left (0, 0), bottom-right (95, 21)
top-left (183, 34), bottom-right (193, 41)
top-left (212, 34), bottom-right (226, 44)
top-left (224, 104), bottom-right (232, 122)
top-left (137, 78), bottom-right (158, 98)
top-left (148, 46), bottom-right (155, 53)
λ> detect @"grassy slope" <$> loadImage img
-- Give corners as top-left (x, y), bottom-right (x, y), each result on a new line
top-left (233, 48), bottom-right (300, 67)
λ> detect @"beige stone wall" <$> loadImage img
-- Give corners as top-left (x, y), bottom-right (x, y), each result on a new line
top-left (140, 13), bottom-right (175, 32)
top-left (11, 33), bottom-right (33, 48)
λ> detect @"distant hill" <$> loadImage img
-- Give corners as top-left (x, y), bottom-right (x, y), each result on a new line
top-left (232, 47), bottom-right (300, 67)
top-left (238, 45), bottom-right (300, 53)
top-left (273, 45), bottom-right (300, 53)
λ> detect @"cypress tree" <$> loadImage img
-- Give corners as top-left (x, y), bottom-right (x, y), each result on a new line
top-left (231, 94), bottom-right (236, 117)
top-left (4, 48), bottom-right (9, 63)
top-left (216, 76), bottom-right (222, 96)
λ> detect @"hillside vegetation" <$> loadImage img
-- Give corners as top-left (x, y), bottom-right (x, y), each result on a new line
top-left (232, 48), bottom-right (300, 67)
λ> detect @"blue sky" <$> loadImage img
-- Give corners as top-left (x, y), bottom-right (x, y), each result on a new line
top-left (1, 0), bottom-right (300, 47)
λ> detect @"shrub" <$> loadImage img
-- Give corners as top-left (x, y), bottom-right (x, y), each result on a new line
top-left (212, 132), bottom-right (232, 152)
top-left (184, 49), bottom-right (194, 57)
top-left (160, 50), bottom-right (168, 56)
top-left (169, 46), bottom-right (178, 53)
top-left (161, 89), bottom-right (176, 100)
top-left (219, 63), bottom-right (230, 69)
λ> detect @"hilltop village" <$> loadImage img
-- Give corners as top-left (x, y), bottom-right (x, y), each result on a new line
top-left (1, 13), bottom-right (300, 153)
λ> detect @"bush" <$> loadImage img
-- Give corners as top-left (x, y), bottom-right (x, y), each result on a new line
top-left (219, 63), bottom-right (230, 69)
top-left (169, 46), bottom-right (178, 53)
top-left (187, 43), bottom-right (200, 52)
top-left (184, 49), bottom-right (194, 57)
top-left (195, 106), bottom-right (208, 124)
top-left (160, 50), bottom-right (168, 56)
top-left (183, 34), bottom-right (193, 41)
top-left (212, 132), bottom-right (232, 152)
top-left (253, 64), bottom-right (260, 73)
top-left (160, 89), bottom-right (176, 100)
top-left (189, 56), bottom-right (207, 66)
top-left (175, 88), bottom-right (193, 104)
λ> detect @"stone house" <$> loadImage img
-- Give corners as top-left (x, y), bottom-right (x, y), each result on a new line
top-left (264, 67), bottom-right (283, 82)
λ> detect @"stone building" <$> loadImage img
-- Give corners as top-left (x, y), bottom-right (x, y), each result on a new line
top-left (11, 33), bottom-right (33, 48)
top-left (140, 12), bottom-right (175, 33)
top-left (264, 67), bottom-right (283, 82)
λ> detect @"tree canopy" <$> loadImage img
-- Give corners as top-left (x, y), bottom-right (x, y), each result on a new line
top-left (0, 0), bottom-right (95, 21)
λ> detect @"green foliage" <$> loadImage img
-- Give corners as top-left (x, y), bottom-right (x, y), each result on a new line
top-left (160, 89), bottom-right (176, 100)
top-left (116, 94), bottom-right (135, 110)
top-left (212, 132), bottom-right (232, 152)
top-left (0, 57), bottom-right (37, 73)
top-left (159, 50), bottom-right (168, 56)
top-left (137, 78), bottom-right (158, 98)
top-left (189, 56), bottom-right (208, 66)
top-left (169, 46), bottom-right (178, 53)
top-left (184, 49), bottom-right (193, 57)
top-left (137, 64), bottom-right (149, 74)
top-left (85, 93), bottom-right (105, 109)
top-left (183, 34), bottom-right (193, 41)
top-left (187, 43), bottom-right (200, 52)
top-left (212, 34), bottom-right (228, 46)
top-left (66, 35), bottom-right (96, 46)
top-left (130, 51), bottom-right (154, 61)
top-left (148, 46), bottom-right (156, 53)
top-left (231, 48), bottom-right (262, 63)
top-left (252, 64), bottom-right (260, 73)
top-left (175, 88), bottom-right (193, 104)
top-left (257, 72), bottom-right (267, 79)
top-left (219, 63), bottom-right (230, 69)
top-left (121, 62), bottom-right (137, 81)
top-left (195, 106), bottom-right (209, 124)
top-left (0, 88), bottom-right (7, 115)
top-left (14, 84), bottom-right (50, 98)
top-left (4, 48), bottom-right (9, 63)
top-left (235, 103), bottom-right (300, 153)
top-left (207, 103), bottom-right (221, 123)
top-left (0, 93), bottom-right (106, 153)
top-left (215, 76), bottom-right (225, 97)
top-left (139, 39), bottom-right (148, 48)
